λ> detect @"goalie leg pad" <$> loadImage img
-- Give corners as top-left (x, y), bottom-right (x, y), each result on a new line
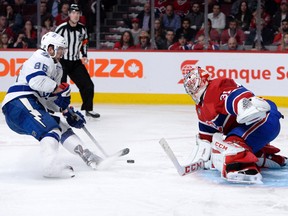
top-left (212, 133), bottom-right (261, 183)
top-left (189, 135), bottom-right (211, 167)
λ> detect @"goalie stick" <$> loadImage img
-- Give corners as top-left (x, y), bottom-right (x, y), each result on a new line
top-left (159, 138), bottom-right (205, 176)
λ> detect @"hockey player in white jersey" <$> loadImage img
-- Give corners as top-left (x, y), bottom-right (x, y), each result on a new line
top-left (1, 32), bottom-right (102, 178)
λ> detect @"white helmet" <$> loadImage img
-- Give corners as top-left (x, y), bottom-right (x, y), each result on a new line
top-left (183, 66), bottom-right (211, 104)
top-left (40, 32), bottom-right (67, 57)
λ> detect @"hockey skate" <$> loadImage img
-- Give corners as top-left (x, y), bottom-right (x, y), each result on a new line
top-left (85, 110), bottom-right (100, 118)
top-left (74, 145), bottom-right (102, 169)
top-left (255, 145), bottom-right (287, 168)
top-left (224, 162), bottom-right (262, 184)
top-left (43, 165), bottom-right (75, 178)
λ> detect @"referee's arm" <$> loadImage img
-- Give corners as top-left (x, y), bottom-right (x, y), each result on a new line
top-left (81, 29), bottom-right (88, 58)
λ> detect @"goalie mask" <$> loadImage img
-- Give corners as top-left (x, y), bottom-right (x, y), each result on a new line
top-left (183, 66), bottom-right (211, 104)
top-left (40, 32), bottom-right (67, 58)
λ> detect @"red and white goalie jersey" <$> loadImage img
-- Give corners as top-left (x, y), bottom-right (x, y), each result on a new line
top-left (196, 77), bottom-right (254, 142)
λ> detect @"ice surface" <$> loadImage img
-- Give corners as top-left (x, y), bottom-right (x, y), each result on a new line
top-left (0, 104), bottom-right (288, 216)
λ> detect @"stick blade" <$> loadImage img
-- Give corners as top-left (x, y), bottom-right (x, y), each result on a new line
top-left (96, 148), bottom-right (130, 170)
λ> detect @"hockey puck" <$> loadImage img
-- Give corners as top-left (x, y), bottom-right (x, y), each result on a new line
top-left (127, 160), bottom-right (135, 163)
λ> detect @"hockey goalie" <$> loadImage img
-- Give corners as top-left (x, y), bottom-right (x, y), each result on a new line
top-left (183, 66), bottom-right (287, 183)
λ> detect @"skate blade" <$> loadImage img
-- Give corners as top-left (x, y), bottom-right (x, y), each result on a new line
top-left (226, 172), bottom-right (263, 184)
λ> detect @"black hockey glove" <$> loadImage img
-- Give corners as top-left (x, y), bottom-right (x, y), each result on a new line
top-left (63, 107), bottom-right (86, 129)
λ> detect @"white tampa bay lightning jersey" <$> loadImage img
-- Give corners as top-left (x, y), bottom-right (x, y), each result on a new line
top-left (2, 49), bottom-right (63, 112)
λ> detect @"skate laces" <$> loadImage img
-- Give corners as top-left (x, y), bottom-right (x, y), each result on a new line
top-left (83, 149), bottom-right (102, 165)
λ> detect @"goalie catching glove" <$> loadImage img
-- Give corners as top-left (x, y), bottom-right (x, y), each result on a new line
top-left (236, 97), bottom-right (270, 125)
top-left (63, 107), bottom-right (86, 128)
top-left (54, 82), bottom-right (71, 110)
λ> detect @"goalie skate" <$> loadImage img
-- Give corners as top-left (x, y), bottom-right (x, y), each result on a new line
top-left (256, 145), bottom-right (287, 169)
top-left (212, 133), bottom-right (262, 184)
top-left (226, 170), bottom-right (262, 184)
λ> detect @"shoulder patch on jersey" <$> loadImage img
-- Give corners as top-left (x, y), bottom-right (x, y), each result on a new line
top-left (41, 51), bottom-right (50, 58)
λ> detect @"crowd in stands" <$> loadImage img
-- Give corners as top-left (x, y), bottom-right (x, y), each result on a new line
top-left (0, 0), bottom-right (288, 52)
top-left (0, 0), bottom-right (114, 49)
top-left (113, 0), bottom-right (288, 51)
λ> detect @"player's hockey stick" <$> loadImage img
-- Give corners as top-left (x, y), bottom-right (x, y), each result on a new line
top-left (82, 125), bottom-right (129, 158)
top-left (67, 108), bottom-right (129, 158)
top-left (82, 125), bottom-right (108, 157)
top-left (159, 138), bottom-right (205, 176)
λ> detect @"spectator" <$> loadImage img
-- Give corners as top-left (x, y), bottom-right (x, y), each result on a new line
top-left (195, 18), bottom-right (220, 44)
top-left (191, 34), bottom-right (219, 50)
top-left (40, 14), bottom-right (55, 38)
top-left (136, 2), bottom-right (154, 32)
top-left (31, 1), bottom-right (53, 27)
top-left (161, 4), bottom-right (181, 32)
top-left (231, 0), bottom-right (258, 16)
top-left (234, 0), bottom-right (252, 31)
top-left (250, 3), bottom-right (272, 30)
top-left (265, 0), bottom-right (280, 18)
top-left (273, 18), bottom-right (288, 45)
top-left (173, 0), bottom-right (191, 18)
top-left (169, 33), bottom-right (191, 50)
top-left (154, 18), bottom-right (166, 48)
top-left (277, 32), bottom-right (288, 50)
top-left (272, 0), bottom-right (288, 33)
top-left (5, 4), bottom-right (23, 34)
top-left (5, 4), bottom-right (16, 27)
top-left (207, 3), bottom-right (226, 33)
top-left (221, 37), bottom-right (245, 50)
top-left (135, 30), bottom-right (153, 50)
top-left (8, 32), bottom-right (28, 48)
top-left (22, 20), bottom-right (37, 48)
top-left (54, 2), bottom-right (69, 26)
top-left (157, 29), bottom-right (175, 50)
top-left (175, 18), bottom-right (197, 42)
top-left (113, 30), bottom-right (135, 50)
top-left (0, 32), bottom-right (13, 49)
top-left (220, 19), bottom-right (246, 45)
top-left (185, 2), bottom-right (204, 32)
top-left (245, 19), bottom-right (274, 48)
top-left (154, 0), bottom-right (170, 16)
top-left (0, 13), bottom-right (14, 41)
top-left (130, 17), bottom-right (142, 45)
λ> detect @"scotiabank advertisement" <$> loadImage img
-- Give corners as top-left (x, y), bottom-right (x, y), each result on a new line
top-left (0, 51), bottom-right (287, 96)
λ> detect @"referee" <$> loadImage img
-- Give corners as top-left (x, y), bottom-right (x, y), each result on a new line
top-left (55, 4), bottom-right (100, 118)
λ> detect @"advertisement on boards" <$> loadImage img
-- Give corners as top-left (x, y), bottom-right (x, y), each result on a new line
top-left (0, 51), bottom-right (287, 96)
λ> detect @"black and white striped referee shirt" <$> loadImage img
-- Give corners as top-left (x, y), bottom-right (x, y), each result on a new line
top-left (55, 22), bottom-right (88, 61)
